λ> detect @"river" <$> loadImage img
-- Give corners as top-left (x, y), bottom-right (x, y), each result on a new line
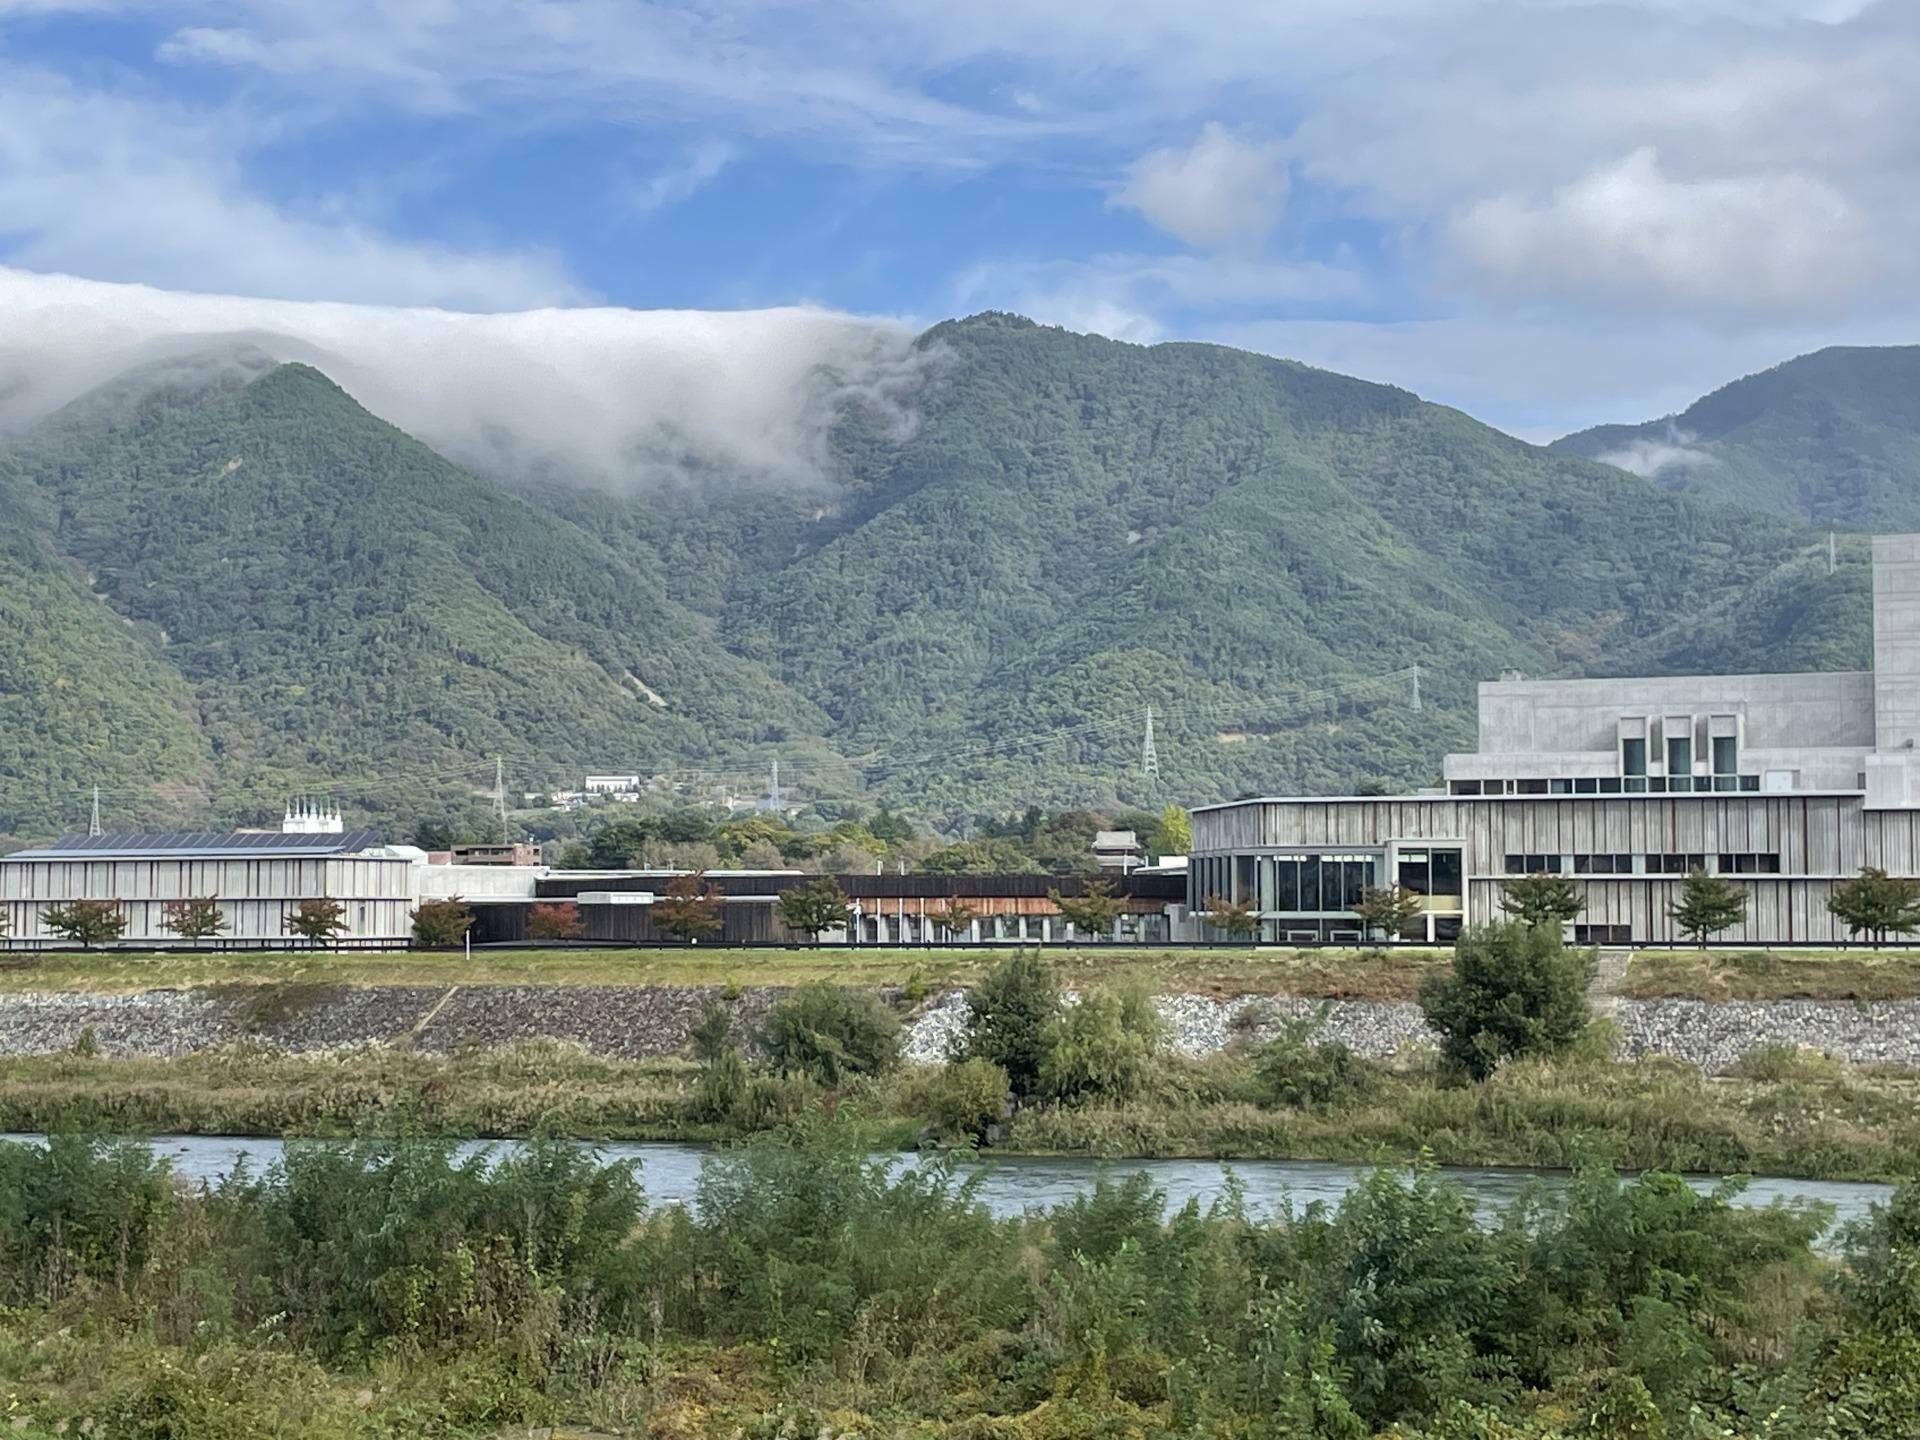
top-left (3, 1134), bottom-right (1892, 1233)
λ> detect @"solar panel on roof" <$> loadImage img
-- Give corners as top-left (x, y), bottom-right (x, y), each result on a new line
top-left (5, 828), bottom-right (384, 860)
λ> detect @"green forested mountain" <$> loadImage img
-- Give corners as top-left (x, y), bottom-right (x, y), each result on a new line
top-left (0, 316), bottom-right (1878, 837)
top-left (1554, 345), bottom-right (1920, 527)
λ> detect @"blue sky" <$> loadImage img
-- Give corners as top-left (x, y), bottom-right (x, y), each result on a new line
top-left (2, 0), bottom-right (1917, 442)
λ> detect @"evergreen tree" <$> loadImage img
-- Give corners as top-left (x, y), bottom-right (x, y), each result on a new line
top-left (1827, 867), bottom-right (1920, 946)
top-left (1669, 869), bottom-right (1747, 946)
top-left (1499, 873), bottom-right (1585, 930)
top-left (1418, 922), bottom-right (1592, 1079)
top-left (411, 898), bottom-right (475, 947)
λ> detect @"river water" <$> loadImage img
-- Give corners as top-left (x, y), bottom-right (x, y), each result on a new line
top-left (4, 1134), bottom-right (1893, 1234)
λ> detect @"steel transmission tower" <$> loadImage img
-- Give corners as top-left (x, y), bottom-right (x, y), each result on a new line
top-left (1141, 705), bottom-right (1160, 779)
top-left (88, 785), bottom-right (102, 838)
top-left (492, 756), bottom-right (510, 843)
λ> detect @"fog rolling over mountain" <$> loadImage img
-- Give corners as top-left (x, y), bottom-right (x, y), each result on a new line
top-left (0, 307), bottom-right (1876, 839)
top-left (1555, 345), bottom-right (1920, 529)
top-left (0, 267), bottom-right (926, 490)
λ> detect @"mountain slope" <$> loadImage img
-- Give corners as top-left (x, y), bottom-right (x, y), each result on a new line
top-left (1554, 345), bottom-right (1920, 527)
top-left (575, 315), bottom-right (1869, 813)
top-left (0, 317), bottom-right (1879, 835)
top-left (0, 363), bottom-right (833, 830)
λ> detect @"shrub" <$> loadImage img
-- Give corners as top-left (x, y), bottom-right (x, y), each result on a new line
top-left (761, 984), bottom-right (900, 1086)
top-left (1732, 1042), bottom-right (1845, 1083)
top-left (411, 897), bottom-right (475, 946)
top-left (1254, 1021), bottom-right (1376, 1108)
top-left (1418, 922), bottom-right (1593, 1080)
top-left (960, 951), bottom-right (1061, 1094)
top-left (1037, 986), bottom-right (1165, 1104)
top-left (908, 1058), bottom-right (1011, 1137)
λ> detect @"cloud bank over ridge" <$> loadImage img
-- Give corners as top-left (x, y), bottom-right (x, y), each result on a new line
top-left (0, 268), bottom-right (928, 487)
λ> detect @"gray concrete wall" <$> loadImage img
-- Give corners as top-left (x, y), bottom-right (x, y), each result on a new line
top-left (1471, 672), bottom-right (1875, 756)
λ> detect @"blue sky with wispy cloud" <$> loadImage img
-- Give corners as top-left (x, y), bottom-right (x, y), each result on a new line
top-left (2, 0), bottom-right (1916, 437)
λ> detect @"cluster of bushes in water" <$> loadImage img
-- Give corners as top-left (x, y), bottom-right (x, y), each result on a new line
top-left (0, 1124), bottom-right (1915, 1437)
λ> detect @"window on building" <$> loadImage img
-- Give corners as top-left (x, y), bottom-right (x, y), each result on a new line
top-left (1739, 775), bottom-right (1760, 792)
top-left (1574, 777), bottom-right (1598, 793)
top-left (1517, 779), bottom-right (1549, 795)
top-left (1622, 737), bottom-right (1647, 777)
top-left (1713, 735), bottom-right (1737, 776)
top-left (1450, 780), bottom-right (1481, 796)
top-left (1603, 777), bottom-right (1627, 793)
top-left (1507, 853), bottom-right (1562, 874)
top-left (1275, 857), bottom-right (1300, 911)
top-left (1430, 849), bottom-right (1462, 899)
top-left (1667, 734), bottom-right (1692, 784)
top-left (1298, 857), bottom-right (1321, 911)
top-left (1398, 848), bottom-right (1430, 894)
top-left (1550, 778), bottom-right (1573, 794)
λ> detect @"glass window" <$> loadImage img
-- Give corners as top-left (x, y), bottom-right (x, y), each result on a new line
top-left (1275, 858), bottom-right (1299, 911)
top-left (1739, 775), bottom-right (1760, 792)
top-left (1575, 777), bottom-right (1598, 794)
top-left (1607, 777), bottom-right (1630, 793)
top-left (1713, 736), bottom-right (1737, 775)
top-left (1617, 854), bottom-right (1634, 874)
top-left (1550, 778), bottom-right (1573, 794)
top-left (1298, 856), bottom-right (1321, 911)
top-left (1622, 737), bottom-right (1647, 776)
top-left (1518, 778), bottom-right (1549, 795)
top-left (1668, 734), bottom-right (1692, 779)
top-left (1450, 780), bottom-right (1481, 796)
top-left (1574, 853), bottom-right (1592, 874)
top-left (1430, 849), bottom-right (1462, 898)
top-left (1235, 855), bottom-right (1255, 901)
top-left (1398, 849), bottom-right (1431, 895)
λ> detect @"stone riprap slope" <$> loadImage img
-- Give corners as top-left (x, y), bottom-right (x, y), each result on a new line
top-left (1, 983), bottom-right (1919, 1074)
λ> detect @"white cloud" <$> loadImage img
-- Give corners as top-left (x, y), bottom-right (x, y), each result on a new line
top-left (1448, 148), bottom-right (1881, 315)
top-left (1112, 123), bottom-right (1289, 251)
top-left (0, 62), bottom-right (580, 309)
top-left (1595, 432), bottom-right (1719, 478)
top-left (0, 267), bottom-right (929, 488)
top-left (628, 139), bottom-right (739, 213)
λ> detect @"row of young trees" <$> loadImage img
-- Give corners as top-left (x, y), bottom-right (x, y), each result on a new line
top-left (1502, 862), bottom-right (1920, 945)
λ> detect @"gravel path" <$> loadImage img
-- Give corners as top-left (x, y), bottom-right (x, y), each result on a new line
top-left (2, 984), bottom-right (1920, 1073)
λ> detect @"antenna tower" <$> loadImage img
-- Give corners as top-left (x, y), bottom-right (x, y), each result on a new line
top-left (1141, 705), bottom-right (1160, 779)
top-left (88, 785), bottom-right (102, 838)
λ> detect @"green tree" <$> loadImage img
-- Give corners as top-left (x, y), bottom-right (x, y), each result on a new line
top-left (159, 896), bottom-right (227, 946)
top-left (1827, 866), bottom-right (1920, 946)
top-left (1418, 922), bottom-right (1593, 1079)
top-left (1499, 872), bottom-right (1585, 930)
top-left (1668, 868), bottom-right (1746, 946)
top-left (776, 878), bottom-right (850, 943)
top-left (411, 819), bottom-right (456, 851)
top-left (1151, 803), bottom-right (1192, 858)
top-left (1036, 984), bottom-right (1166, 1103)
top-left (760, 984), bottom-right (901, 1085)
top-left (411, 898), bottom-right (475, 947)
top-left (283, 897), bottom-right (347, 948)
top-left (653, 872), bottom-right (723, 944)
top-left (42, 899), bottom-right (127, 949)
top-left (526, 901), bottom-right (584, 940)
top-left (927, 899), bottom-right (978, 941)
top-left (1354, 884), bottom-right (1424, 942)
top-left (961, 951), bottom-right (1062, 1094)
top-left (1050, 877), bottom-right (1126, 941)
top-left (920, 838), bottom-right (1039, 874)
top-left (1203, 892), bottom-right (1260, 939)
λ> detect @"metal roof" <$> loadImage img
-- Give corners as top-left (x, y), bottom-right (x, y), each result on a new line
top-left (6, 828), bottom-right (386, 860)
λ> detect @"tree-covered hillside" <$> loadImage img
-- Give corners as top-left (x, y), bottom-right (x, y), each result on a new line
top-left (0, 317), bottom-right (1878, 838)
top-left (1555, 345), bottom-right (1920, 527)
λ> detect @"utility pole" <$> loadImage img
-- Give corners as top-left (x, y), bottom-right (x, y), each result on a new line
top-left (1141, 705), bottom-right (1160, 780)
top-left (492, 756), bottom-right (510, 844)
top-left (88, 785), bottom-right (102, 838)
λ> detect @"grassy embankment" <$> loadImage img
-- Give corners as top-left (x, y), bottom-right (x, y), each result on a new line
top-left (0, 943), bottom-right (1449, 998)
top-left (4, 1030), bottom-right (1917, 1180)
top-left (1623, 947), bottom-right (1920, 999)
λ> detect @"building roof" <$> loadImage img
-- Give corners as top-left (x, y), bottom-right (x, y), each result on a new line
top-left (7, 828), bottom-right (385, 860)
top-left (1092, 830), bottom-right (1139, 849)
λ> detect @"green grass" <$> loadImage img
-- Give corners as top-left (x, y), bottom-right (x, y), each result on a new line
top-left (1622, 947), bottom-right (1920, 1000)
top-left (4, 1040), bottom-right (1916, 1181)
top-left (0, 944), bottom-right (1451, 1000)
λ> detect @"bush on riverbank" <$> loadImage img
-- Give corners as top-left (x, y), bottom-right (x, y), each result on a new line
top-left (0, 1122), bottom-right (1907, 1438)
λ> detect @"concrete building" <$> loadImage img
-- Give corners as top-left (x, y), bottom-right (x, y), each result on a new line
top-left (1191, 534), bottom-right (1920, 946)
top-left (1092, 830), bottom-right (1142, 873)
top-left (1, 827), bottom-right (417, 948)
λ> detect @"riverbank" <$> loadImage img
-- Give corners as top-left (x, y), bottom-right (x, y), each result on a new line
top-left (5, 1039), bottom-right (1916, 1180)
